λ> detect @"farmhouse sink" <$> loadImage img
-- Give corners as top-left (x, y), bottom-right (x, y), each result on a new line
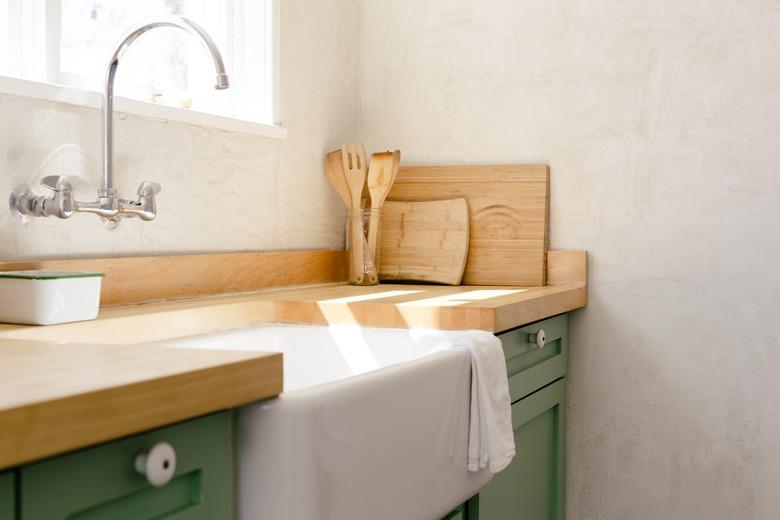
top-left (156, 324), bottom-right (492, 520)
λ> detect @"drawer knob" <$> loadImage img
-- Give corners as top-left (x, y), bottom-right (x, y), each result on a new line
top-left (135, 442), bottom-right (177, 487)
top-left (534, 329), bottom-right (546, 349)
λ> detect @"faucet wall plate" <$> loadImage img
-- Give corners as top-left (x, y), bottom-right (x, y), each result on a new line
top-left (9, 187), bottom-right (33, 224)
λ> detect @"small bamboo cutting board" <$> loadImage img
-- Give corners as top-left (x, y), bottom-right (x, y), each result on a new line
top-left (379, 198), bottom-right (469, 285)
top-left (387, 164), bottom-right (549, 286)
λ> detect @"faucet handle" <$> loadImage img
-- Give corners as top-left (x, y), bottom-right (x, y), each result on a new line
top-left (137, 181), bottom-right (162, 198)
top-left (41, 175), bottom-right (73, 192)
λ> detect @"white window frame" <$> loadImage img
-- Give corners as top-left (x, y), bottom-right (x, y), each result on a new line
top-left (0, 0), bottom-right (285, 139)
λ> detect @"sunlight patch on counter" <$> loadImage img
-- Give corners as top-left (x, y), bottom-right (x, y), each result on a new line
top-left (317, 289), bottom-right (423, 305)
top-left (397, 289), bottom-right (527, 307)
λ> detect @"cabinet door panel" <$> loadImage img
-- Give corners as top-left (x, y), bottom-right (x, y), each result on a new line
top-left (477, 379), bottom-right (566, 520)
top-left (0, 472), bottom-right (14, 520)
top-left (20, 412), bottom-right (232, 520)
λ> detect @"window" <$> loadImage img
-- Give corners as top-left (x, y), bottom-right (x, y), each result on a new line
top-left (0, 0), bottom-right (277, 126)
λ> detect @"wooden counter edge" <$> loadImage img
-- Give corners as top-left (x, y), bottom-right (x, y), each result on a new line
top-left (492, 250), bottom-right (588, 332)
top-left (0, 352), bottom-right (282, 470)
top-left (493, 285), bottom-right (587, 333)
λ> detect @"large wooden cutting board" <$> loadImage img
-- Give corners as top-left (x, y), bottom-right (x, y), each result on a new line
top-left (387, 164), bottom-right (549, 286)
top-left (379, 198), bottom-right (469, 285)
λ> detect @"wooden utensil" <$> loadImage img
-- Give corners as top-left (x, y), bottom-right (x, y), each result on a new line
top-left (341, 143), bottom-right (368, 284)
top-left (389, 149), bottom-right (401, 185)
top-left (366, 151), bottom-right (401, 212)
top-left (387, 164), bottom-right (549, 286)
top-left (367, 152), bottom-right (396, 207)
top-left (365, 150), bottom-right (400, 284)
top-left (379, 198), bottom-right (470, 285)
top-left (324, 149), bottom-right (351, 206)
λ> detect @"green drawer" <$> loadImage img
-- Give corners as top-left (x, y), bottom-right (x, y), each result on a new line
top-left (0, 471), bottom-right (14, 520)
top-left (20, 412), bottom-right (233, 520)
top-left (498, 314), bottom-right (568, 402)
top-left (476, 379), bottom-right (566, 520)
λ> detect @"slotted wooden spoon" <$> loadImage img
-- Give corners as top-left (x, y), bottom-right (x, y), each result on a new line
top-left (341, 143), bottom-right (368, 284)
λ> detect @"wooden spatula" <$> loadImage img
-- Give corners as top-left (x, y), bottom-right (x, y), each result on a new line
top-left (365, 150), bottom-right (401, 283)
top-left (324, 149), bottom-right (351, 206)
top-left (341, 143), bottom-right (368, 284)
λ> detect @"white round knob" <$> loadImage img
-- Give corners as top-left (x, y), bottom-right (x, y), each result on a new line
top-left (535, 329), bottom-right (546, 349)
top-left (135, 442), bottom-right (177, 487)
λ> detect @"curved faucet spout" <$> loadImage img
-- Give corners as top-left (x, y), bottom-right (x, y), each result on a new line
top-left (9, 16), bottom-right (229, 228)
top-left (102, 17), bottom-right (230, 197)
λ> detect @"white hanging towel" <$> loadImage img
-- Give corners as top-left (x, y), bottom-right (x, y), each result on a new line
top-left (411, 329), bottom-right (516, 474)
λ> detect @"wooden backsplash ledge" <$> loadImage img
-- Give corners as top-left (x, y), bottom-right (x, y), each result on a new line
top-left (0, 249), bottom-right (585, 308)
top-left (0, 250), bottom-right (347, 306)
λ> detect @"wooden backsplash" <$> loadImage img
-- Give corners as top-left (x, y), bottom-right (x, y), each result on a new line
top-left (0, 250), bottom-right (346, 306)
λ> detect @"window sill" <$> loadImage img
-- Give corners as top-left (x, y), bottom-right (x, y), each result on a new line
top-left (0, 76), bottom-right (288, 140)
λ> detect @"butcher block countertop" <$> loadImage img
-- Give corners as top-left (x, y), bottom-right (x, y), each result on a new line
top-left (0, 339), bottom-right (282, 470)
top-left (0, 250), bottom-right (586, 469)
top-left (223, 281), bottom-right (587, 332)
top-left (0, 282), bottom-right (586, 346)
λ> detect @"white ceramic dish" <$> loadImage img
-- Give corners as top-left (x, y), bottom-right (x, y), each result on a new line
top-left (0, 270), bottom-right (104, 325)
top-left (156, 324), bottom-right (492, 520)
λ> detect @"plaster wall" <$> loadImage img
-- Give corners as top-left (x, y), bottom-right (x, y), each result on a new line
top-left (0, 0), bottom-right (359, 259)
top-left (357, 1), bottom-right (780, 518)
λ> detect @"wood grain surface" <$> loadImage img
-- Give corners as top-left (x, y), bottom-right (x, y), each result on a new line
top-left (379, 198), bottom-right (469, 285)
top-left (546, 250), bottom-right (588, 286)
top-left (0, 250), bottom-right (346, 306)
top-left (0, 340), bottom-right (282, 469)
top-left (388, 164), bottom-right (550, 286)
top-left (0, 250), bottom-right (586, 470)
top-left (0, 251), bottom-right (586, 344)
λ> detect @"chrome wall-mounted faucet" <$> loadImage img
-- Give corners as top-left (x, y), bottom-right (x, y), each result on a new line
top-left (10, 17), bottom-right (229, 229)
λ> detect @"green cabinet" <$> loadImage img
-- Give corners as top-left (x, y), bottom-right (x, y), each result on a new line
top-left (475, 379), bottom-right (566, 520)
top-left (0, 472), bottom-right (15, 520)
top-left (500, 315), bottom-right (568, 403)
top-left (448, 313), bottom-right (569, 520)
top-left (20, 412), bottom-right (233, 520)
top-left (441, 503), bottom-right (466, 520)
top-left (443, 500), bottom-right (481, 520)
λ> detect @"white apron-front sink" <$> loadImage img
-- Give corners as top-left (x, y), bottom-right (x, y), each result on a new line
top-left (156, 324), bottom-right (492, 520)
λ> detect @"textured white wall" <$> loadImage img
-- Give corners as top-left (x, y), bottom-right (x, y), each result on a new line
top-left (358, 1), bottom-right (780, 519)
top-left (0, 0), bottom-right (358, 260)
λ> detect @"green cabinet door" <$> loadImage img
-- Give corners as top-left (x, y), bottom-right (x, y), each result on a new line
top-left (475, 379), bottom-right (566, 520)
top-left (20, 412), bottom-right (233, 520)
top-left (0, 472), bottom-right (14, 520)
